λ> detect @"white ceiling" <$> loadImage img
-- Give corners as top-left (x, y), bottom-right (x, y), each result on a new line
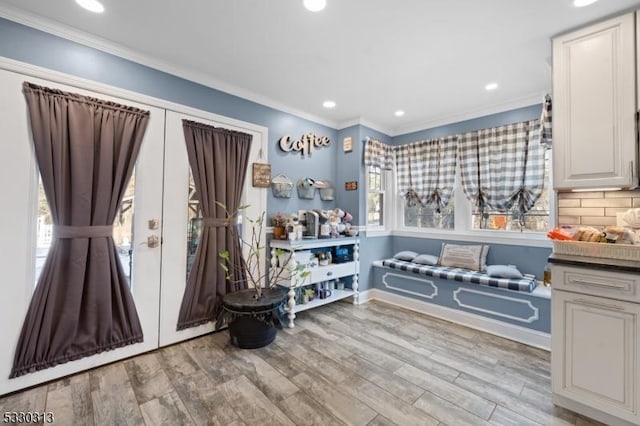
top-left (1, 0), bottom-right (638, 135)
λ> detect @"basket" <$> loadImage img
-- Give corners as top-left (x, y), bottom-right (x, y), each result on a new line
top-left (297, 178), bottom-right (316, 199)
top-left (271, 174), bottom-right (293, 198)
top-left (553, 240), bottom-right (640, 262)
top-left (319, 187), bottom-right (335, 201)
top-left (314, 179), bottom-right (334, 201)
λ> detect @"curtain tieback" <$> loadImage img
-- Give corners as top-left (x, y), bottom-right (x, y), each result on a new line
top-left (202, 218), bottom-right (233, 227)
top-left (53, 225), bottom-right (114, 239)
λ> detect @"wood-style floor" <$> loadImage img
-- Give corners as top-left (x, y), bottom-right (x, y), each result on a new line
top-left (0, 301), bottom-right (604, 426)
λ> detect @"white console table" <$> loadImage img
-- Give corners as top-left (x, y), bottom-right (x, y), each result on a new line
top-left (270, 237), bottom-right (360, 328)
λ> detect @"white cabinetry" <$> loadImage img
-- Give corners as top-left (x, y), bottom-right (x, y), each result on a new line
top-left (270, 237), bottom-right (359, 328)
top-left (552, 12), bottom-right (638, 190)
top-left (552, 264), bottom-right (640, 426)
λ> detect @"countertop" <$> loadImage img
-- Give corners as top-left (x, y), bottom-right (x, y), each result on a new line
top-left (548, 253), bottom-right (640, 273)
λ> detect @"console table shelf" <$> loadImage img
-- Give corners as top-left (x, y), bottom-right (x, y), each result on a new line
top-left (270, 237), bottom-right (359, 328)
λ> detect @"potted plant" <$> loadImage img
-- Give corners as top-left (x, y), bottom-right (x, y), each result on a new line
top-left (271, 212), bottom-right (288, 240)
top-left (217, 203), bottom-right (309, 348)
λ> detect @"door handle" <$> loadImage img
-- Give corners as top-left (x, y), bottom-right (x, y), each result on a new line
top-left (139, 235), bottom-right (160, 248)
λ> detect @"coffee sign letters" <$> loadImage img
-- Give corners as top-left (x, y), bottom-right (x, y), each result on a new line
top-left (279, 132), bottom-right (331, 157)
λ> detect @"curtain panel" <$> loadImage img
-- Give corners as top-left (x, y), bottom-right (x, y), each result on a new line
top-left (12, 82), bottom-right (149, 378)
top-left (395, 136), bottom-right (458, 211)
top-left (458, 119), bottom-right (546, 216)
top-left (364, 138), bottom-right (394, 170)
top-left (540, 94), bottom-right (552, 147)
top-left (177, 120), bottom-right (252, 330)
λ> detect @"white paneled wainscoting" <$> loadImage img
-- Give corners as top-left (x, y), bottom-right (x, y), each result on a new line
top-left (366, 262), bottom-right (551, 351)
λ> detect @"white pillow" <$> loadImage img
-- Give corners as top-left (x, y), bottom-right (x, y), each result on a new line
top-left (438, 243), bottom-right (489, 271)
top-left (413, 254), bottom-right (439, 265)
top-left (393, 251), bottom-right (418, 261)
top-left (486, 264), bottom-right (523, 279)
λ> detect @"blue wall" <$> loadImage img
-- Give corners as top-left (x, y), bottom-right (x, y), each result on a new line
top-left (0, 17), bottom-right (339, 217)
top-left (388, 103), bottom-right (551, 281)
top-left (0, 17), bottom-right (550, 290)
top-left (392, 104), bottom-right (542, 145)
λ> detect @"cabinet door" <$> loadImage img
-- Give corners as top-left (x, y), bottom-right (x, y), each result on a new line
top-left (552, 290), bottom-right (639, 422)
top-left (553, 13), bottom-right (637, 189)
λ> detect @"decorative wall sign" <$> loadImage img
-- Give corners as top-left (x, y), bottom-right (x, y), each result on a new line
top-left (343, 137), bottom-right (353, 153)
top-left (345, 181), bottom-right (358, 191)
top-left (279, 132), bottom-right (331, 157)
top-left (252, 163), bottom-right (272, 187)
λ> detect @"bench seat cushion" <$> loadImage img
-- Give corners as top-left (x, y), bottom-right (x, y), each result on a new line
top-left (381, 259), bottom-right (536, 293)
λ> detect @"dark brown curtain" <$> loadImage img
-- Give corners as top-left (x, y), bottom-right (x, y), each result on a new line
top-left (11, 82), bottom-right (149, 378)
top-left (177, 120), bottom-right (252, 330)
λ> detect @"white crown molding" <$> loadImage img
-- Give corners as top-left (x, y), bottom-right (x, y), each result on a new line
top-left (0, 5), bottom-right (549, 137)
top-left (0, 5), bottom-right (339, 129)
top-left (392, 92), bottom-right (545, 137)
top-left (336, 91), bottom-right (545, 138)
top-left (337, 117), bottom-right (394, 138)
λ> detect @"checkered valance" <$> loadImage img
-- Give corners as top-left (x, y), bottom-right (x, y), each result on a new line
top-left (364, 138), bottom-right (394, 170)
top-left (539, 94), bottom-right (552, 147)
top-left (458, 119), bottom-right (546, 216)
top-left (396, 136), bottom-right (458, 211)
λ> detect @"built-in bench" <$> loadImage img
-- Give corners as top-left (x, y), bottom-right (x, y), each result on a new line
top-left (381, 258), bottom-right (537, 292)
top-left (371, 259), bottom-right (551, 349)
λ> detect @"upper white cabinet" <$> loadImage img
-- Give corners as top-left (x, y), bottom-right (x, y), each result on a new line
top-left (553, 12), bottom-right (638, 190)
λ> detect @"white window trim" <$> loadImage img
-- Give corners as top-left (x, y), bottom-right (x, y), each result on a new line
top-left (365, 165), bottom-right (395, 237)
top-left (392, 148), bottom-right (555, 248)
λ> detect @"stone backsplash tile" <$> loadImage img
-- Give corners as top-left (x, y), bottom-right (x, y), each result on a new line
top-left (557, 190), bottom-right (640, 228)
top-left (581, 198), bottom-right (632, 208)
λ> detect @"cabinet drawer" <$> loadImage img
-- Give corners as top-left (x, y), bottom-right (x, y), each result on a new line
top-left (552, 264), bottom-right (640, 302)
top-left (310, 262), bottom-right (356, 283)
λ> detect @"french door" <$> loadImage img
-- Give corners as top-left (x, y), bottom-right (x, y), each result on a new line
top-left (0, 65), bottom-right (266, 395)
top-left (159, 110), bottom-right (265, 346)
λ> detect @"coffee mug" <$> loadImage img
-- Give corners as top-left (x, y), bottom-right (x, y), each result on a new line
top-left (319, 289), bottom-right (332, 299)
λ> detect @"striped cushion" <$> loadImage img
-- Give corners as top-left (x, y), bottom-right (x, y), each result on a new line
top-left (381, 259), bottom-right (536, 293)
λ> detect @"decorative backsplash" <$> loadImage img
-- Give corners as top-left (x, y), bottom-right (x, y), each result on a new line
top-left (558, 190), bottom-right (640, 228)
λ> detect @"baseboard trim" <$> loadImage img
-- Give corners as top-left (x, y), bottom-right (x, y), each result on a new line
top-left (359, 288), bottom-right (550, 351)
top-left (553, 393), bottom-right (637, 426)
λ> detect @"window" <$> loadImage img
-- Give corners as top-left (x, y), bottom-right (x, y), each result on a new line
top-left (367, 165), bottom-right (384, 227)
top-left (398, 148), bottom-right (552, 236)
top-left (403, 198), bottom-right (455, 229)
top-left (35, 172), bottom-right (136, 286)
top-left (471, 148), bottom-right (551, 232)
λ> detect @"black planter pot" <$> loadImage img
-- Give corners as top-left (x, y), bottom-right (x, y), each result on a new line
top-left (220, 287), bottom-right (287, 349)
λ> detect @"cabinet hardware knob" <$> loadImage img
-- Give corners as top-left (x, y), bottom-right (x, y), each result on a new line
top-left (326, 271), bottom-right (333, 276)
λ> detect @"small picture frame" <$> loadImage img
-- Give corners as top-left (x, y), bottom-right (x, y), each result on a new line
top-left (345, 181), bottom-right (358, 191)
top-left (252, 163), bottom-right (272, 188)
top-left (343, 137), bottom-right (353, 153)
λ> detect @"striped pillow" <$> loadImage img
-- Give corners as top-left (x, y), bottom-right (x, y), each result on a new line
top-left (438, 243), bottom-right (489, 271)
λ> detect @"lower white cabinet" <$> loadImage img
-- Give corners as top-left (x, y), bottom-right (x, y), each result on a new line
top-left (552, 266), bottom-right (640, 425)
top-left (270, 237), bottom-right (359, 328)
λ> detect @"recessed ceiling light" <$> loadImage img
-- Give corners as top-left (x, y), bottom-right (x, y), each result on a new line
top-left (485, 82), bottom-right (499, 91)
top-left (573, 0), bottom-right (598, 7)
top-left (322, 100), bottom-right (336, 108)
top-left (303, 0), bottom-right (327, 12)
top-left (75, 0), bottom-right (104, 13)
top-left (394, 110), bottom-right (405, 117)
